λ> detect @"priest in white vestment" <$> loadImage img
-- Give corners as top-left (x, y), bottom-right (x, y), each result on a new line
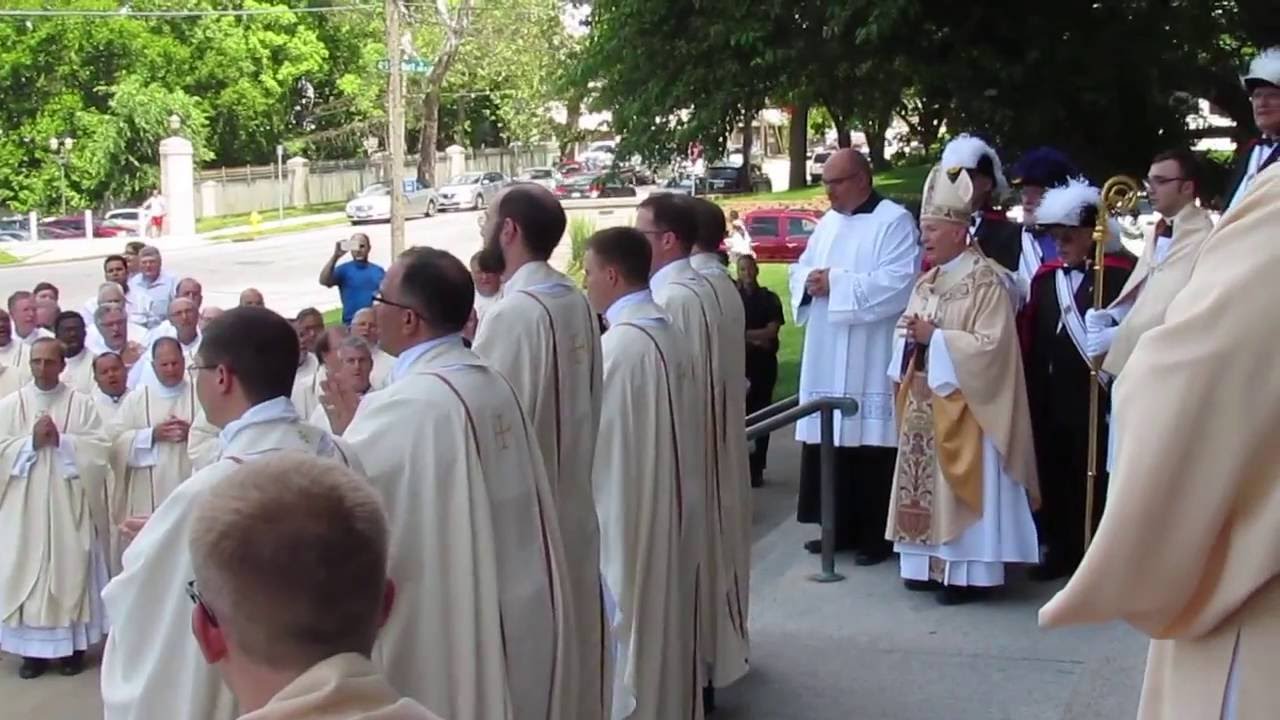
top-left (136, 297), bottom-right (202, 388)
top-left (106, 338), bottom-right (198, 569)
top-left (584, 227), bottom-right (701, 720)
top-left (473, 185), bottom-right (607, 719)
top-left (0, 308), bottom-right (32, 397)
top-left (8, 291), bottom-right (54, 346)
top-left (637, 192), bottom-right (741, 696)
top-left (0, 338), bottom-right (110, 679)
top-left (885, 165), bottom-right (1040, 605)
top-left (290, 309), bottom-right (325, 418)
top-left (325, 247), bottom-right (572, 720)
top-left (788, 149), bottom-right (919, 564)
top-left (351, 307), bottom-right (394, 389)
top-left (100, 306), bottom-right (359, 720)
top-left (89, 305), bottom-right (146, 389)
top-left (85, 283), bottom-right (149, 353)
top-left (54, 312), bottom-right (95, 393)
top-left (309, 335), bottom-right (374, 432)
top-left (91, 352), bottom-right (131, 423)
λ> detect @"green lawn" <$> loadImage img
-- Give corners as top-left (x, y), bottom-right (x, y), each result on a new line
top-left (731, 162), bottom-right (930, 209)
top-left (196, 201), bottom-right (347, 234)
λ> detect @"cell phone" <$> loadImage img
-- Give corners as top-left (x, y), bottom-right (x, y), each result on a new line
top-left (341, 238), bottom-right (353, 252)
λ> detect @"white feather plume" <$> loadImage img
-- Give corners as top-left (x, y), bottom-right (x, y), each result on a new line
top-left (940, 134), bottom-right (1009, 197)
top-left (1243, 46), bottom-right (1280, 87)
top-left (1035, 176), bottom-right (1098, 227)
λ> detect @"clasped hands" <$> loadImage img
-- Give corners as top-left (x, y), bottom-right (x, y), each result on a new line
top-left (32, 415), bottom-right (59, 450)
top-left (1084, 309), bottom-right (1119, 359)
top-left (153, 415), bottom-right (191, 443)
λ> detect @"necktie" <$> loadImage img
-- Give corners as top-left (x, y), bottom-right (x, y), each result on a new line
top-left (1154, 219), bottom-right (1172, 238)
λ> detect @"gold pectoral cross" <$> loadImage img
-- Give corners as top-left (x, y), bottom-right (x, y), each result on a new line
top-left (494, 414), bottom-right (512, 450)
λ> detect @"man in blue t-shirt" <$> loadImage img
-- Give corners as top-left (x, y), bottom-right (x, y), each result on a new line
top-left (320, 233), bottom-right (387, 324)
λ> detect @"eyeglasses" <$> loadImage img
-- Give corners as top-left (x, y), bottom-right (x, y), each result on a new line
top-left (371, 292), bottom-right (427, 322)
top-left (185, 579), bottom-right (219, 627)
top-left (1144, 176), bottom-right (1186, 189)
top-left (822, 174), bottom-right (857, 188)
top-left (187, 363), bottom-right (215, 378)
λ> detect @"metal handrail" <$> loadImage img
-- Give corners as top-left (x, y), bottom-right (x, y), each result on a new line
top-left (746, 394), bottom-right (859, 583)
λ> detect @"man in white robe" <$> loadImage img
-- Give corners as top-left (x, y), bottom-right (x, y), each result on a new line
top-left (787, 149), bottom-right (919, 565)
top-left (100, 306), bottom-right (359, 720)
top-left (324, 246), bottom-right (573, 720)
top-left (86, 282), bottom-right (149, 348)
top-left (473, 185), bottom-right (607, 720)
top-left (0, 308), bottom-right (31, 397)
top-left (885, 165), bottom-right (1040, 605)
top-left (54, 312), bottom-right (95, 393)
top-left (351, 307), bottom-right (394, 389)
top-left (0, 338), bottom-right (110, 679)
top-left (106, 338), bottom-right (197, 570)
top-left (137, 297), bottom-right (202, 389)
top-left (637, 192), bottom-right (742, 701)
top-left (8, 291), bottom-right (54, 346)
top-left (89, 305), bottom-right (146, 389)
top-left (92, 353), bottom-right (130, 423)
top-left (290, 308), bottom-right (325, 418)
top-left (308, 335), bottom-right (374, 433)
top-left (584, 227), bottom-right (700, 720)
top-left (80, 254), bottom-right (137, 327)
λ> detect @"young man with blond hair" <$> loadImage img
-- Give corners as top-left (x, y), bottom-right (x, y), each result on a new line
top-left (188, 451), bottom-right (438, 719)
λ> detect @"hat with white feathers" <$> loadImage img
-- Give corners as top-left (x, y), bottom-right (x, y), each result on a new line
top-left (941, 134), bottom-right (1009, 198)
top-left (1035, 177), bottom-right (1123, 251)
top-left (1242, 47), bottom-right (1280, 92)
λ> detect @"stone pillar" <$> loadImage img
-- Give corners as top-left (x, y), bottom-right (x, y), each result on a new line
top-left (200, 181), bottom-right (220, 218)
top-left (286, 156), bottom-right (310, 208)
top-left (446, 145), bottom-right (467, 182)
top-left (159, 136), bottom-right (196, 237)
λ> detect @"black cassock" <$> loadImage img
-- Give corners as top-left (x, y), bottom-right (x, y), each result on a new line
top-left (1023, 260), bottom-right (1132, 574)
top-left (973, 212), bottom-right (1023, 273)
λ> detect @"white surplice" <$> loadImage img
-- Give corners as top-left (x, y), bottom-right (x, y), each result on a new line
top-left (134, 324), bottom-right (201, 389)
top-left (0, 383), bottom-right (110, 658)
top-left (788, 202), bottom-right (919, 447)
top-left (472, 260), bottom-right (606, 720)
top-left (596, 293), bottom-right (700, 720)
top-left (343, 337), bottom-right (573, 720)
top-left (60, 349), bottom-right (96, 394)
top-left (100, 398), bottom-right (358, 720)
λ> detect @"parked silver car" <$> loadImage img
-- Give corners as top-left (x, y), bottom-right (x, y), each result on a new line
top-left (436, 171), bottom-right (508, 211)
top-left (346, 180), bottom-right (439, 224)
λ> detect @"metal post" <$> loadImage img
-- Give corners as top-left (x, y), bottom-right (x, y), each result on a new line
top-left (809, 405), bottom-right (846, 583)
top-left (276, 144), bottom-right (285, 221)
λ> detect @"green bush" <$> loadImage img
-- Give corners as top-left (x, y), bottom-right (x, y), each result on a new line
top-left (566, 216), bottom-right (596, 281)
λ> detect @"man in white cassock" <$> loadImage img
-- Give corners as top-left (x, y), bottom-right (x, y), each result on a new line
top-left (290, 307), bottom-right (325, 418)
top-left (351, 307), bottom-right (394, 389)
top-left (584, 227), bottom-right (700, 720)
top-left (100, 307), bottom-right (359, 720)
top-left (788, 149), bottom-right (919, 565)
top-left (106, 337), bottom-right (197, 570)
top-left (885, 166), bottom-right (1040, 605)
top-left (0, 338), bottom-right (110, 679)
top-left (0, 308), bottom-right (32, 398)
top-left (473, 184), bottom-right (607, 720)
top-left (91, 353), bottom-right (130, 423)
top-left (54, 312), bottom-right (95, 393)
top-left (637, 192), bottom-right (741, 704)
top-left (136, 297), bottom-right (202, 389)
top-left (89, 305), bottom-right (146, 389)
top-left (324, 247), bottom-right (573, 720)
top-left (308, 335), bottom-right (374, 432)
top-left (8, 291), bottom-right (54, 346)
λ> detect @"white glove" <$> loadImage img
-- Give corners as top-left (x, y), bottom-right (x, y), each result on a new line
top-left (1086, 325), bottom-right (1117, 358)
top-left (1084, 308), bottom-right (1118, 332)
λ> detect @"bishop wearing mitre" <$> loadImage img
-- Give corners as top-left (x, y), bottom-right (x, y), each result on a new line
top-left (0, 307), bottom-right (31, 398)
top-left (325, 247), bottom-right (572, 720)
top-left (1040, 165), bottom-right (1280, 719)
top-left (107, 337), bottom-right (197, 569)
top-left (584, 227), bottom-right (700, 720)
top-left (0, 338), bottom-right (110, 679)
top-left (885, 165), bottom-right (1041, 606)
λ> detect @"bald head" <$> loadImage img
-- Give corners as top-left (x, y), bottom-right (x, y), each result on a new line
top-left (823, 149), bottom-right (874, 213)
top-left (239, 288), bottom-right (265, 308)
top-left (200, 306), bottom-right (224, 330)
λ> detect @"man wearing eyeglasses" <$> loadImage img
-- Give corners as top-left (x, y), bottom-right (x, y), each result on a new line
top-left (322, 246), bottom-right (571, 720)
top-left (0, 338), bottom-right (110, 679)
top-left (1226, 46), bottom-right (1280, 209)
top-left (100, 306), bottom-right (360, 720)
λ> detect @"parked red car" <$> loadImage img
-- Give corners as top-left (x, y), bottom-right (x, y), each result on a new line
top-left (735, 208), bottom-right (822, 263)
top-left (41, 215), bottom-right (126, 238)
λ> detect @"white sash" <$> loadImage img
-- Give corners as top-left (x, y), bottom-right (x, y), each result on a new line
top-left (1054, 269), bottom-right (1091, 364)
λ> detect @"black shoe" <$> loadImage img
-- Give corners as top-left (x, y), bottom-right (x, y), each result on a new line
top-left (1029, 563), bottom-right (1071, 582)
top-left (18, 657), bottom-right (47, 679)
top-left (803, 538), bottom-right (856, 555)
top-left (59, 651), bottom-right (85, 677)
top-left (904, 579), bottom-right (941, 592)
top-left (854, 547), bottom-right (892, 566)
top-left (703, 684), bottom-right (716, 715)
top-left (937, 586), bottom-right (987, 606)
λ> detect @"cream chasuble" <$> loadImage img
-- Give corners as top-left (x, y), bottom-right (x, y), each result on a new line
top-left (60, 349), bottom-right (96, 394)
top-left (651, 257), bottom-right (743, 687)
top-left (371, 347), bottom-right (395, 389)
top-left (344, 339), bottom-right (573, 720)
top-left (0, 383), bottom-right (111, 658)
top-left (239, 653), bottom-right (442, 720)
top-left (1040, 165), bottom-right (1280, 720)
top-left (106, 380), bottom-right (198, 568)
top-left (884, 249), bottom-right (1040, 587)
top-left (101, 400), bottom-right (358, 720)
top-left (596, 297), bottom-right (701, 720)
top-left (787, 203), bottom-right (919, 447)
top-left (473, 260), bottom-right (607, 720)
top-left (0, 341), bottom-right (31, 397)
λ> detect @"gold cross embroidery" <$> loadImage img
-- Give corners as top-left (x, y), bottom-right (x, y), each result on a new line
top-left (494, 414), bottom-right (512, 450)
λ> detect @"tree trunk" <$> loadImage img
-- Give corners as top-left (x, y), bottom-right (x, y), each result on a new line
top-left (739, 111), bottom-right (755, 191)
top-left (416, 84), bottom-right (441, 186)
top-left (866, 105), bottom-right (892, 170)
top-left (562, 94), bottom-right (583, 159)
top-left (789, 99), bottom-right (810, 188)
top-left (836, 124), bottom-right (852, 149)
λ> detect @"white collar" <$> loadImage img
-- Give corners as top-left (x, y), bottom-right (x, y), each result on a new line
top-left (649, 257), bottom-right (693, 293)
top-left (148, 377), bottom-right (190, 398)
top-left (33, 382), bottom-right (64, 397)
top-left (604, 289), bottom-right (653, 327)
top-left (95, 386), bottom-right (126, 405)
top-left (389, 333), bottom-right (464, 384)
top-left (218, 397), bottom-right (298, 450)
top-left (938, 251), bottom-right (969, 274)
top-left (503, 260), bottom-right (572, 294)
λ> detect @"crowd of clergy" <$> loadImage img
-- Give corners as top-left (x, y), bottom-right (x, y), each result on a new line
top-left (0, 47), bottom-right (1276, 720)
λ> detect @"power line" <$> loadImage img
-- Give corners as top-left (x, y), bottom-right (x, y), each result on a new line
top-left (0, 5), bottom-right (378, 19)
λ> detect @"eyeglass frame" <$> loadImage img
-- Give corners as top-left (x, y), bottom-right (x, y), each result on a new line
top-left (1144, 175), bottom-right (1187, 189)
top-left (185, 579), bottom-right (220, 627)
top-left (371, 292), bottom-right (428, 323)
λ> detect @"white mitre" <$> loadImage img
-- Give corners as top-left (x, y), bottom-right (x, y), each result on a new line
top-left (941, 133), bottom-right (1009, 198)
top-left (1035, 176), bottom-right (1124, 252)
top-left (920, 164), bottom-right (976, 225)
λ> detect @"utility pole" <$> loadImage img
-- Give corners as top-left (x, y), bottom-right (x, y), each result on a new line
top-left (386, 0), bottom-right (406, 256)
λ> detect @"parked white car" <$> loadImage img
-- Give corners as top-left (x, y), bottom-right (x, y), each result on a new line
top-left (581, 140), bottom-right (617, 167)
top-left (345, 180), bottom-right (438, 224)
top-left (807, 149), bottom-right (832, 184)
top-left (103, 208), bottom-right (144, 233)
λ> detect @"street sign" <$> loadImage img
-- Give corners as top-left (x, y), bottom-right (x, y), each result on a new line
top-left (377, 58), bottom-right (433, 74)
